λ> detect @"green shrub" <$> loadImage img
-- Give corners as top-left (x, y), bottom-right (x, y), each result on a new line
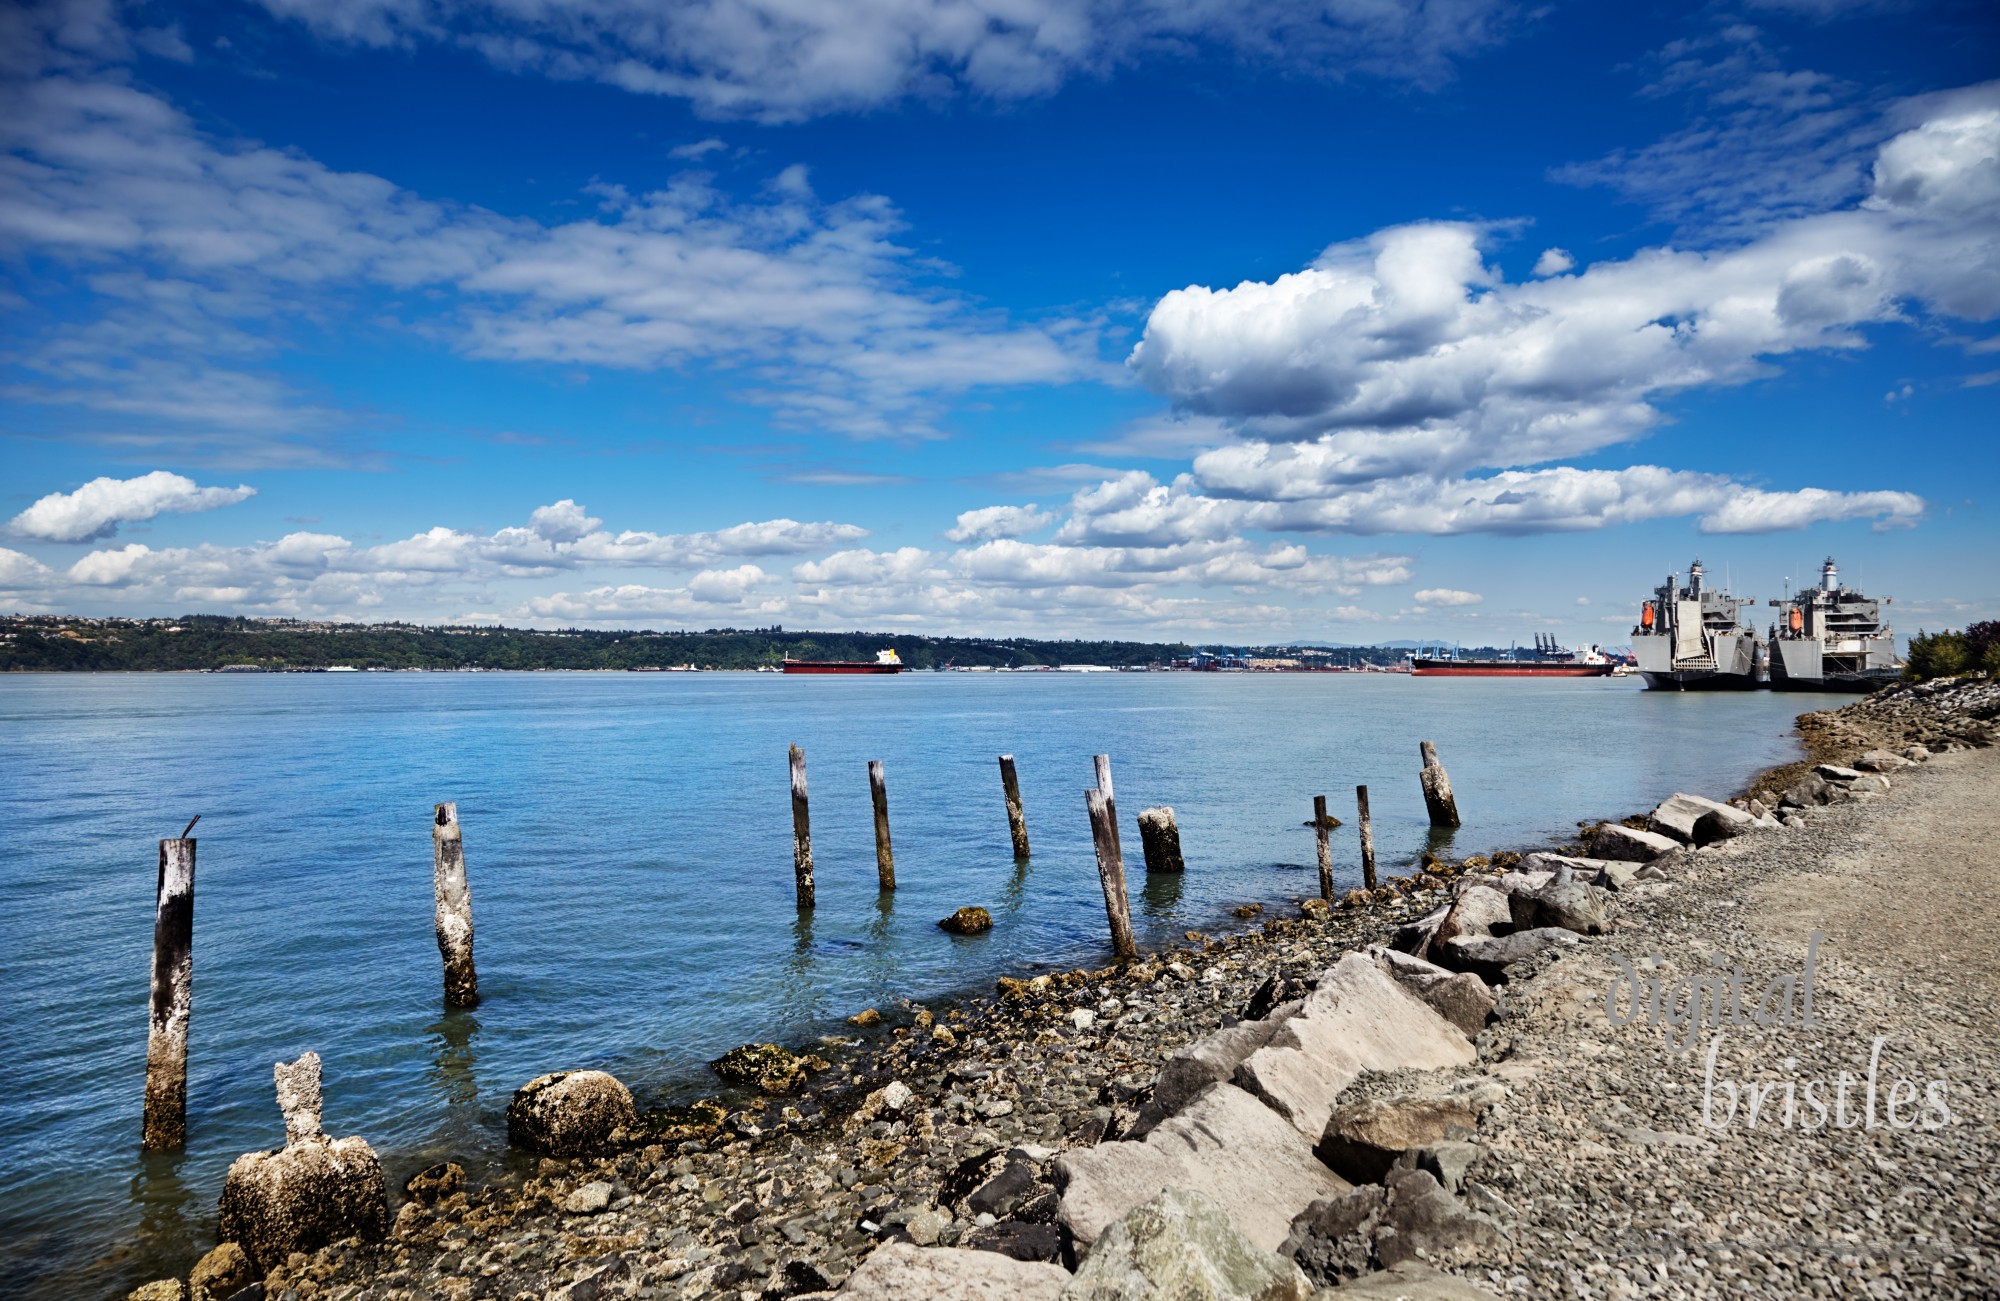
top-left (1968, 621), bottom-right (2000, 679)
top-left (1905, 629), bottom-right (1970, 682)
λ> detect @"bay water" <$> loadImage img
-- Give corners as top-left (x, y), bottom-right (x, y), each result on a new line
top-left (0, 671), bottom-right (1836, 1297)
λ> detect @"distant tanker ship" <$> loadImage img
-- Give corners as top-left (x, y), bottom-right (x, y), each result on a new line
top-left (780, 648), bottom-right (905, 675)
top-left (1410, 635), bottom-right (1615, 678)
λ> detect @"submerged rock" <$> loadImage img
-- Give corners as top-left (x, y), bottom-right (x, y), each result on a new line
top-left (709, 1044), bottom-right (826, 1095)
top-left (941, 907), bottom-right (995, 935)
top-left (506, 1070), bottom-right (638, 1154)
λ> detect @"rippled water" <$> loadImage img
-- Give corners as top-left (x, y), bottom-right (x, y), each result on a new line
top-left (0, 670), bottom-right (1838, 1297)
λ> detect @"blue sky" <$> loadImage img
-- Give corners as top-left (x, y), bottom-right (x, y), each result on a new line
top-left (2, 0), bottom-right (1995, 643)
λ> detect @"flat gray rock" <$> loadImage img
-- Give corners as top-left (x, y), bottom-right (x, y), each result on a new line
top-left (1233, 955), bottom-right (1477, 1140)
top-left (839, 1242), bottom-right (1069, 1300)
top-left (1138, 1003), bottom-right (1303, 1133)
top-left (1588, 823), bottom-right (1680, 862)
top-left (1055, 1082), bottom-right (1350, 1253)
top-left (1438, 928), bottom-right (1580, 983)
top-left (1648, 792), bottom-right (1754, 844)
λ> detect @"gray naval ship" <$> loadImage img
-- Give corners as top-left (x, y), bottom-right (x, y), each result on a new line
top-left (1767, 556), bottom-right (1902, 692)
top-left (1631, 559), bottom-right (1761, 691)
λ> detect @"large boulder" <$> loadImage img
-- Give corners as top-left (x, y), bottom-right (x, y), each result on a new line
top-left (1588, 823), bottom-right (1680, 863)
top-left (216, 1053), bottom-right (389, 1273)
top-left (1231, 954), bottom-right (1476, 1140)
top-left (1647, 792), bottom-right (1754, 845)
top-left (506, 1070), bottom-right (638, 1155)
top-left (1316, 1095), bottom-right (1482, 1185)
top-left (1062, 1187), bottom-right (1312, 1301)
top-left (1135, 1004), bottom-right (1302, 1134)
top-left (1780, 773), bottom-right (1831, 808)
top-left (1280, 1169), bottom-right (1502, 1289)
top-left (1505, 879), bottom-right (1609, 936)
top-left (1437, 928), bottom-right (1580, 983)
top-left (1366, 949), bottom-right (1494, 1039)
top-left (839, 1242), bottom-right (1068, 1299)
top-left (1054, 1083), bottom-right (1350, 1254)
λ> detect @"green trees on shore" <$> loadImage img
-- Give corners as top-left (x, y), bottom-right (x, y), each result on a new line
top-left (1905, 622), bottom-right (2000, 682)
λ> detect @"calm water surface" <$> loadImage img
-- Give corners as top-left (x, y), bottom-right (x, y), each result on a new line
top-left (0, 671), bottom-right (1840, 1297)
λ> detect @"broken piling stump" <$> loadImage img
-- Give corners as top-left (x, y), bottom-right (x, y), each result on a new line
top-left (1085, 787), bottom-right (1138, 960)
top-left (1313, 795), bottom-right (1333, 901)
top-left (431, 802), bottom-right (477, 1009)
top-left (790, 744), bottom-right (814, 909)
top-left (1357, 784), bottom-right (1378, 890)
top-left (869, 760), bottom-right (895, 891)
top-left (998, 754), bottom-right (1030, 858)
top-left (142, 831), bottom-right (196, 1149)
top-left (1419, 741), bottom-right (1461, 828)
top-left (1137, 806), bottom-right (1185, 874)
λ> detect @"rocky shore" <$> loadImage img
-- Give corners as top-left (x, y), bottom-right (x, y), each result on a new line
top-left (128, 676), bottom-right (2000, 1301)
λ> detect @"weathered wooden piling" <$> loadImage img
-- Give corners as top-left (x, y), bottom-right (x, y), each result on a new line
top-left (1356, 784), bottom-right (1378, 890)
top-left (868, 760), bottom-right (895, 891)
top-left (789, 744), bottom-right (814, 909)
top-left (1137, 806), bottom-right (1185, 874)
top-left (998, 754), bottom-right (1030, 858)
top-left (1093, 753), bottom-right (1115, 802)
top-left (142, 832), bottom-right (197, 1149)
top-left (431, 803), bottom-right (478, 1009)
top-left (1313, 795), bottom-right (1333, 901)
top-left (1085, 787), bottom-right (1138, 959)
top-left (1419, 740), bottom-right (1461, 828)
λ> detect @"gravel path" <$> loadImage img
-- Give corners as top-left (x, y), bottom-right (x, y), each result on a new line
top-left (1460, 744), bottom-right (2000, 1299)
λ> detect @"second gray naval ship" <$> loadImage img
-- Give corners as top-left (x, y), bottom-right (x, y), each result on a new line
top-left (1631, 559), bottom-right (1761, 691)
top-left (1767, 557), bottom-right (1901, 692)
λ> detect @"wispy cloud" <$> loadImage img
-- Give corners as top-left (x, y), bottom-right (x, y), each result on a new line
top-left (247, 0), bottom-right (1527, 124)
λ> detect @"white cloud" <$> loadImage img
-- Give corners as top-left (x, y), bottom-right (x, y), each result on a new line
top-left (1575, 595), bottom-right (1592, 605)
top-left (528, 499), bottom-right (603, 543)
top-left (249, 0), bottom-right (1520, 124)
top-left (1107, 93), bottom-right (2000, 541)
top-left (0, 70), bottom-right (1101, 449)
top-left (1549, 27), bottom-right (1887, 237)
top-left (1414, 587), bottom-right (1482, 605)
top-left (9, 470), bottom-right (256, 542)
top-left (943, 504), bottom-right (1055, 542)
top-left (1532, 247), bottom-right (1574, 276)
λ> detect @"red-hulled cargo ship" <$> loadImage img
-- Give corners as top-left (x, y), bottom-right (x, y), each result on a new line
top-left (1410, 636), bottom-right (1614, 678)
top-left (780, 649), bottom-right (904, 675)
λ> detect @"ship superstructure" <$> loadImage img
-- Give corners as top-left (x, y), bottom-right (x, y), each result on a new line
top-left (1767, 557), bottom-right (1900, 692)
top-left (1631, 560), bottom-right (1760, 691)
